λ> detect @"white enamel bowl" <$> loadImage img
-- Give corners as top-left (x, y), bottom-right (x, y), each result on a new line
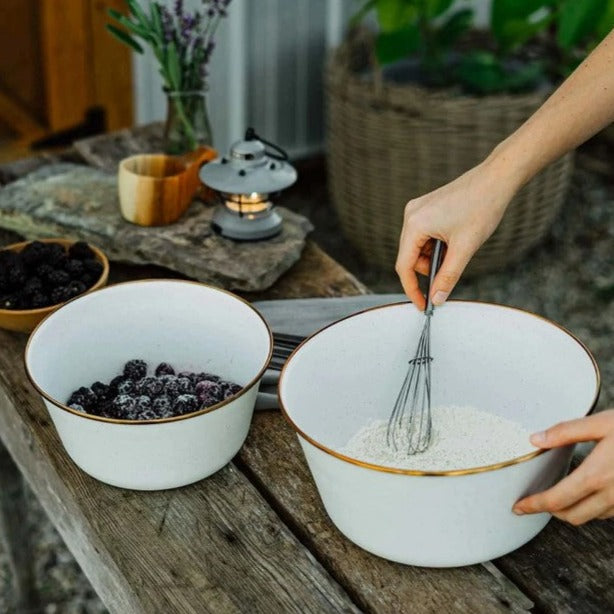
top-left (25, 280), bottom-right (272, 490)
top-left (279, 301), bottom-right (600, 567)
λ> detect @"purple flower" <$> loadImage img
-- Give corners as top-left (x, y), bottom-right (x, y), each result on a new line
top-left (160, 6), bottom-right (174, 43)
top-left (174, 0), bottom-right (184, 17)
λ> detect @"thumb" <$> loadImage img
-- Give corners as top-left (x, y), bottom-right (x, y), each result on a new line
top-left (430, 242), bottom-right (474, 306)
top-left (530, 412), bottom-right (614, 448)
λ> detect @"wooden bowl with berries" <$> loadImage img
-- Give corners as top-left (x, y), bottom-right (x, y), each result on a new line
top-left (0, 238), bottom-right (109, 333)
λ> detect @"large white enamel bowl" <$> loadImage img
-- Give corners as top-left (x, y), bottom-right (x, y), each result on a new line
top-left (279, 301), bottom-right (600, 567)
top-left (25, 280), bottom-right (272, 490)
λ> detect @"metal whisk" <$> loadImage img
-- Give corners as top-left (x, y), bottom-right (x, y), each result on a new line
top-left (387, 239), bottom-right (444, 455)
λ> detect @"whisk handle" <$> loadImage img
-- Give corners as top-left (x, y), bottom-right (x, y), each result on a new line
top-left (425, 239), bottom-right (445, 316)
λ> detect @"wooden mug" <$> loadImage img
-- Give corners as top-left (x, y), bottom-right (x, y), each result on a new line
top-left (118, 146), bottom-right (216, 226)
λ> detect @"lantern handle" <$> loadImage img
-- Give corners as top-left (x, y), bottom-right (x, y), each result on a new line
top-left (244, 127), bottom-right (289, 162)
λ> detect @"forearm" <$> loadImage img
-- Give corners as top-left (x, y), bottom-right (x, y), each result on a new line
top-left (486, 29), bottom-right (614, 191)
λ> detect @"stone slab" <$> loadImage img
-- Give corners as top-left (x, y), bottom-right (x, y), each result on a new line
top-left (0, 163), bottom-right (313, 292)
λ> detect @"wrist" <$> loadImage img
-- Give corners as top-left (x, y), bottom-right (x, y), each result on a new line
top-left (483, 135), bottom-right (535, 196)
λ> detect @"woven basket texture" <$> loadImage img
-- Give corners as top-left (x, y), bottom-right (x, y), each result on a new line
top-left (325, 34), bottom-right (574, 274)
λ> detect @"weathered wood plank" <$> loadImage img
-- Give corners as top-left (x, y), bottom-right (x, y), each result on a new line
top-left (495, 472), bottom-right (614, 614)
top-left (0, 444), bottom-right (40, 613)
top-left (0, 331), bottom-right (360, 614)
top-left (238, 412), bottom-right (533, 614)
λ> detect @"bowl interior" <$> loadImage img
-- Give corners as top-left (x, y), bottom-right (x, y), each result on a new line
top-left (280, 302), bottom-right (599, 457)
top-left (26, 280), bottom-right (271, 411)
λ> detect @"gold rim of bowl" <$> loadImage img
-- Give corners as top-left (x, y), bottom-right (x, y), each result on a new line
top-left (24, 279), bottom-right (273, 425)
top-left (278, 300), bottom-right (601, 477)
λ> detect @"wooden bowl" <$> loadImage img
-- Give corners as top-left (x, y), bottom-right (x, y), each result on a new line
top-left (0, 238), bottom-right (109, 333)
top-left (118, 147), bottom-right (217, 226)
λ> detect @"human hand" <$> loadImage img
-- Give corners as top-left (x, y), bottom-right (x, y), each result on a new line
top-left (395, 158), bottom-right (518, 310)
top-left (513, 410), bottom-right (614, 525)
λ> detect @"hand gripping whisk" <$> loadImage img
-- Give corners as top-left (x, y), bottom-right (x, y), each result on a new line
top-left (387, 240), bottom-right (444, 455)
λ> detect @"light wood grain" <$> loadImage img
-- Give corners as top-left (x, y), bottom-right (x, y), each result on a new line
top-left (0, 330), bottom-right (360, 614)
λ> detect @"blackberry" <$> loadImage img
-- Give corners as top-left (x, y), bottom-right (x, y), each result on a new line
top-left (68, 241), bottom-right (95, 260)
top-left (137, 408), bottom-right (159, 421)
top-left (82, 259), bottom-right (103, 278)
top-left (194, 372), bottom-right (220, 384)
top-left (7, 264), bottom-right (27, 288)
top-left (50, 285), bottom-right (72, 305)
top-left (46, 243), bottom-right (66, 265)
top-left (23, 277), bottom-right (43, 295)
top-left (178, 371), bottom-right (199, 385)
top-left (112, 394), bottom-right (136, 417)
top-left (173, 394), bottom-right (198, 415)
top-left (177, 376), bottom-right (194, 394)
top-left (134, 395), bottom-right (152, 415)
top-left (46, 269), bottom-right (70, 287)
top-left (29, 292), bottom-right (49, 309)
top-left (109, 375), bottom-right (126, 393)
top-left (65, 258), bottom-right (85, 278)
top-left (160, 375), bottom-right (180, 399)
top-left (154, 362), bottom-right (175, 377)
top-left (68, 403), bottom-right (85, 413)
top-left (195, 380), bottom-right (223, 404)
top-left (65, 280), bottom-right (86, 299)
top-left (123, 359), bottom-right (147, 381)
top-left (1, 294), bottom-right (22, 310)
top-left (21, 241), bottom-right (48, 267)
top-left (36, 263), bottom-right (54, 279)
top-left (117, 378), bottom-right (136, 395)
top-left (80, 273), bottom-right (97, 288)
top-left (67, 391), bottom-right (86, 407)
top-left (152, 395), bottom-right (173, 418)
top-left (91, 381), bottom-right (111, 401)
top-left (221, 382), bottom-right (242, 400)
top-left (136, 376), bottom-right (163, 397)
top-left (75, 386), bottom-right (97, 409)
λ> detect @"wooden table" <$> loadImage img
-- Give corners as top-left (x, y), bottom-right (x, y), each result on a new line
top-left (1, 173), bottom-right (614, 614)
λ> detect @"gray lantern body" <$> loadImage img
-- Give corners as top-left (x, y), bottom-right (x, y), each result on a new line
top-left (200, 137), bottom-right (297, 240)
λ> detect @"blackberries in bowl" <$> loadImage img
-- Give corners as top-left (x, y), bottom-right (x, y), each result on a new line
top-left (0, 238), bottom-right (109, 332)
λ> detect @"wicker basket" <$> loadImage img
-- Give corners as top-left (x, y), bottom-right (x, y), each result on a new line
top-left (325, 34), bottom-right (574, 274)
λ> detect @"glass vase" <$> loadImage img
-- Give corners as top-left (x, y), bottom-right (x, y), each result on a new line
top-left (163, 90), bottom-right (213, 155)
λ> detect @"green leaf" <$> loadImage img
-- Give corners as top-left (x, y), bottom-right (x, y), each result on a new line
top-left (166, 41), bottom-right (182, 90)
top-left (150, 2), bottom-right (164, 43)
top-left (496, 13), bottom-right (553, 53)
top-left (595, 0), bottom-right (614, 41)
top-left (105, 24), bottom-right (144, 53)
top-left (375, 25), bottom-right (420, 64)
top-left (491, 0), bottom-right (551, 48)
top-left (376, 0), bottom-right (417, 32)
top-left (557, 0), bottom-right (607, 50)
top-left (126, 0), bottom-right (151, 27)
top-left (426, 0), bottom-right (454, 20)
top-left (107, 8), bottom-right (149, 38)
top-left (504, 61), bottom-right (544, 91)
top-left (436, 8), bottom-right (473, 48)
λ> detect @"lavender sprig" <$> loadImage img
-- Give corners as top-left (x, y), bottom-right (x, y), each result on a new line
top-left (107, 0), bottom-right (232, 92)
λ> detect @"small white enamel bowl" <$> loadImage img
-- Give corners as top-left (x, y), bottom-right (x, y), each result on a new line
top-left (279, 301), bottom-right (600, 567)
top-left (25, 280), bottom-right (272, 490)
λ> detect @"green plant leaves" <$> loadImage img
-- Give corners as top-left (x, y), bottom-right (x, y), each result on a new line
top-left (557, 0), bottom-right (608, 50)
top-left (105, 24), bottom-right (144, 53)
top-left (166, 42), bottom-right (182, 90)
top-left (438, 8), bottom-right (473, 47)
top-left (376, 25), bottom-right (420, 64)
top-left (425, 0), bottom-right (454, 19)
top-left (376, 0), bottom-right (417, 32)
top-left (491, 0), bottom-right (552, 52)
top-left (455, 51), bottom-right (542, 94)
top-left (596, 0), bottom-right (614, 40)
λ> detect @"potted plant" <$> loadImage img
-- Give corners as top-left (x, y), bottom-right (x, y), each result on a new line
top-left (326, 0), bottom-right (614, 273)
top-left (107, 0), bottom-right (231, 154)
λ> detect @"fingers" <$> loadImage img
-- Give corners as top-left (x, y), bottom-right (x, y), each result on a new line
top-left (530, 410), bottom-right (614, 449)
top-left (552, 492), bottom-right (613, 526)
top-left (598, 506), bottom-right (614, 520)
top-left (513, 464), bottom-right (596, 515)
top-left (396, 231), bottom-right (429, 310)
top-left (430, 242), bottom-right (474, 306)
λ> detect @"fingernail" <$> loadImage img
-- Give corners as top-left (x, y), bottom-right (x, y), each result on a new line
top-left (432, 291), bottom-right (448, 306)
top-left (513, 507), bottom-right (525, 516)
top-left (530, 431), bottom-right (547, 446)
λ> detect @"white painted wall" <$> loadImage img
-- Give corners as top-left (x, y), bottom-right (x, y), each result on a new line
top-left (134, 0), bottom-right (491, 157)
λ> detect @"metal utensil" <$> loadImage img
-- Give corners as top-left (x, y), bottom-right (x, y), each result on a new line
top-left (386, 239), bottom-right (444, 455)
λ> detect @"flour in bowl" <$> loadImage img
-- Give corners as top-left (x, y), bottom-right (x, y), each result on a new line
top-left (342, 406), bottom-right (536, 471)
